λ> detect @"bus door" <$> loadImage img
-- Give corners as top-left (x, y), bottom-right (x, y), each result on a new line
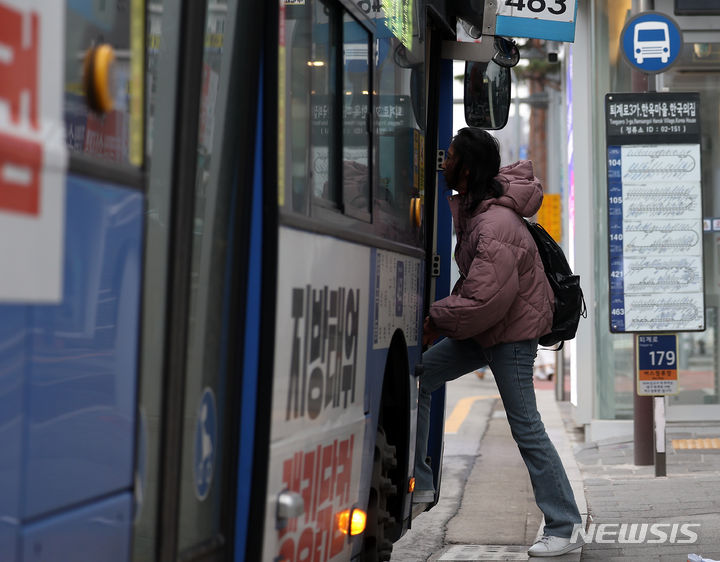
top-left (132, 1), bottom-right (264, 561)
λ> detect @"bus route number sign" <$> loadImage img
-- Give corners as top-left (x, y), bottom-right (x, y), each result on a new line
top-left (499, 0), bottom-right (575, 21)
top-left (636, 334), bottom-right (678, 396)
top-left (496, 0), bottom-right (577, 42)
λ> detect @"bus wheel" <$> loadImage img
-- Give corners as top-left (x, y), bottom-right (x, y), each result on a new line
top-left (363, 425), bottom-right (397, 561)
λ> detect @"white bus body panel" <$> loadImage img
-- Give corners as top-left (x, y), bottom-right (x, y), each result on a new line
top-left (262, 226), bottom-right (371, 561)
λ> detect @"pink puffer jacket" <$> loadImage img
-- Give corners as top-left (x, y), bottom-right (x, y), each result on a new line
top-left (429, 160), bottom-right (554, 347)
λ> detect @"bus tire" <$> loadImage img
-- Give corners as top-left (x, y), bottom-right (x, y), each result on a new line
top-left (363, 425), bottom-right (397, 561)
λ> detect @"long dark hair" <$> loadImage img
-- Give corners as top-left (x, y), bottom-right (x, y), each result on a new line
top-left (451, 127), bottom-right (504, 213)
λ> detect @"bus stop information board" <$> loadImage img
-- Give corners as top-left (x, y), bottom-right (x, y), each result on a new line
top-left (637, 334), bottom-right (678, 395)
top-left (606, 92), bottom-right (705, 333)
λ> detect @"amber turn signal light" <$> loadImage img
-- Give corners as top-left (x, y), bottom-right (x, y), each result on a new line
top-left (337, 508), bottom-right (367, 536)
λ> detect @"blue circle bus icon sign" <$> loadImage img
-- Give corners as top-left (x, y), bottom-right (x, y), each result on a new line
top-left (620, 11), bottom-right (683, 74)
top-left (194, 387), bottom-right (217, 501)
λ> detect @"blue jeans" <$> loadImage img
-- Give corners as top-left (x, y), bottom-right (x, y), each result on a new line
top-left (414, 337), bottom-right (581, 538)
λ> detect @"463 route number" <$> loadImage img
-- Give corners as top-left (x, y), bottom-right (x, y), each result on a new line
top-left (500, 0), bottom-right (576, 21)
top-left (504, 0), bottom-right (567, 15)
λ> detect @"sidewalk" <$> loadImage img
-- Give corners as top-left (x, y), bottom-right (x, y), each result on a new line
top-left (432, 386), bottom-right (586, 561)
top-left (557, 399), bottom-right (720, 561)
top-left (435, 386), bottom-right (720, 561)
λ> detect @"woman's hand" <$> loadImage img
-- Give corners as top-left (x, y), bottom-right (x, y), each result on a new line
top-left (422, 316), bottom-right (439, 347)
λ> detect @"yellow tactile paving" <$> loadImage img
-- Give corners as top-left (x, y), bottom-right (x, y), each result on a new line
top-left (671, 438), bottom-right (720, 450)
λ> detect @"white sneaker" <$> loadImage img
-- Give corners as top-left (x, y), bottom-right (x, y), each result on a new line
top-left (412, 489), bottom-right (435, 503)
top-left (528, 535), bottom-right (583, 557)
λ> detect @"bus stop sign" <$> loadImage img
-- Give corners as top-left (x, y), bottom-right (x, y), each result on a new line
top-left (496, 0), bottom-right (578, 42)
top-left (620, 11), bottom-right (683, 74)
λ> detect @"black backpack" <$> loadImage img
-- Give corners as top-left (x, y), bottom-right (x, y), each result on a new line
top-left (524, 219), bottom-right (587, 349)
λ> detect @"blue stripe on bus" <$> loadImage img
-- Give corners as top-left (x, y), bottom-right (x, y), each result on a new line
top-left (435, 58), bottom-right (454, 303)
top-left (234, 61), bottom-right (264, 561)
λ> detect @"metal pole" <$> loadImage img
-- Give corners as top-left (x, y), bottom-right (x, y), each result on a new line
top-left (555, 350), bottom-right (565, 401)
top-left (634, 335), bottom-right (654, 465)
top-left (631, 0), bottom-right (655, 466)
top-left (654, 396), bottom-right (667, 477)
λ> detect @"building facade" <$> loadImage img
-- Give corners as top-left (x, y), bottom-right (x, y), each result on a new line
top-left (567, 0), bottom-right (720, 438)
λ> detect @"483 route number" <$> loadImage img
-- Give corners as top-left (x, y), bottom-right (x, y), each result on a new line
top-left (504, 0), bottom-right (568, 15)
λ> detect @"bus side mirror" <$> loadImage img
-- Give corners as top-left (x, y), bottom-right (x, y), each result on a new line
top-left (463, 60), bottom-right (511, 130)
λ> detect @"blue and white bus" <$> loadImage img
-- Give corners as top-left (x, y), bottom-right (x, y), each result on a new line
top-left (0, 1), bottom-right (510, 560)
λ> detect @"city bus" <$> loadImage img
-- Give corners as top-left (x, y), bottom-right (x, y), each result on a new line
top-left (0, 1), bottom-right (510, 561)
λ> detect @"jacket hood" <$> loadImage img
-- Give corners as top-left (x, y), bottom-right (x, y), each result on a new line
top-left (483, 160), bottom-right (543, 218)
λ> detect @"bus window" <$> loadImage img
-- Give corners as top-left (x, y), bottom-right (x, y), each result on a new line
top-left (310, 1), bottom-right (338, 208)
top-left (64, 1), bottom-right (144, 167)
top-left (283, 2), bottom-right (372, 218)
top-left (282, 1), bottom-right (333, 213)
top-left (280, 1), bottom-right (423, 246)
top-left (342, 14), bottom-right (371, 219)
top-left (374, 10), bottom-right (425, 246)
